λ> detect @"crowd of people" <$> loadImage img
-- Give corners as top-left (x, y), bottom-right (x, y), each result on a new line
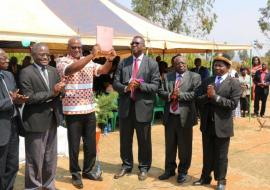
top-left (0, 35), bottom-right (269, 190)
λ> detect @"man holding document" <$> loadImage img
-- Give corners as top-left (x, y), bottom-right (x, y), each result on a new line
top-left (113, 36), bottom-right (160, 181)
top-left (57, 36), bottom-right (116, 188)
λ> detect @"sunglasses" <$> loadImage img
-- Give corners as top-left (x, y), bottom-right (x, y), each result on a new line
top-left (130, 42), bottom-right (141, 46)
top-left (70, 46), bottom-right (82, 50)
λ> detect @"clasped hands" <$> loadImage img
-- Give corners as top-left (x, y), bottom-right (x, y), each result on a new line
top-left (170, 89), bottom-right (179, 101)
top-left (207, 84), bottom-right (216, 98)
top-left (53, 79), bottom-right (66, 97)
top-left (91, 44), bottom-right (116, 62)
top-left (126, 79), bottom-right (141, 92)
top-left (9, 89), bottom-right (29, 104)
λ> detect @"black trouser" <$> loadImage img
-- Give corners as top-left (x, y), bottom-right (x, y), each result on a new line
top-left (164, 113), bottom-right (193, 174)
top-left (65, 113), bottom-right (96, 179)
top-left (254, 87), bottom-right (268, 116)
top-left (201, 132), bottom-right (230, 183)
top-left (0, 117), bottom-right (19, 190)
top-left (119, 101), bottom-right (152, 172)
top-left (240, 95), bottom-right (249, 113)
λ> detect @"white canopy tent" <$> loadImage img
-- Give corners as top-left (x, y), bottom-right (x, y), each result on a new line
top-left (0, 0), bottom-right (252, 53)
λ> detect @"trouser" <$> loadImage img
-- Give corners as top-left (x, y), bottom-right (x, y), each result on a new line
top-left (201, 132), bottom-right (230, 183)
top-left (65, 113), bottom-right (96, 179)
top-left (119, 101), bottom-right (152, 172)
top-left (0, 118), bottom-right (19, 190)
top-left (25, 123), bottom-right (57, 190)
top-left (164, 113), bottom-right (193, 174)
top-left (254, 87), bottom-right (268, 116)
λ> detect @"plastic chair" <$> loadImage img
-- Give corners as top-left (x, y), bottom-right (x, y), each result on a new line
top-left (111, 111), bottom-right (118, 131)
top-left (151, 95), bottom-right (165, 125)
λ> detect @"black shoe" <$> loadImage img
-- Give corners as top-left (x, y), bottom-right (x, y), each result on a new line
top-left (82, 172), bottom-right (103, 181)
top-left (193, 176), bottom-right (212, 186)
top-left (216, 184), bottom-right (226, 190)
top-left (114, 168), bottom-right (132, 179)
top-left (138, 171), bottom-right (148, 181)
top-left (158, 171), bottom-right (175, 180)
top-left (177, 173), bottom-right (187, 184)
top-left (72, 176), bottom-right (83, 189)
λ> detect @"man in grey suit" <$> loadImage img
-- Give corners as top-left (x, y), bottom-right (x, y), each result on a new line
top-left (113, 36), bottom-right (160, 181)
top-left (0, 49), bottom-right (28, 190)
top-left (19, 43), bottom-right (65, 189)
top-left (194, 56), bottom-right (241, 190)
top-left (158, 55), bottom-right (201, 183)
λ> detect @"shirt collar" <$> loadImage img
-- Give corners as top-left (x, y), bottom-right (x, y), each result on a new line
top-left (216, 73), bottom-right (228, 81)
top-left (34, 63), bottom-right (47, 71)
top-left (133, 53), bottom-right (144, 61)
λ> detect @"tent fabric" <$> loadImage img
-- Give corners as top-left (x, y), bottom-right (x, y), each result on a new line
top-left (0, 0), bottom-right (251, 53)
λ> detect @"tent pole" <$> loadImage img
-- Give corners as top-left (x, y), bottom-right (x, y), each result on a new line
top-left (249, 49), bottom-right (252, 121)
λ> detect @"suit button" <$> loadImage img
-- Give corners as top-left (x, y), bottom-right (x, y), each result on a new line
top-left (50, 108), bottom-right (53, 112)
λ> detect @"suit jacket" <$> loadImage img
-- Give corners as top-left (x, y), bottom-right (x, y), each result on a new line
top-left (159, 71), bottom-right (201, 127)
top-left (113, 55), bottom-right (160, 123)
top-left (19, 64), bottom-right (62, 132)
top-left (253, 70), bottom-right (270, 95)
top-left (196, 76), bottom-right (241, 137)
top-left (0, 70), bottom-right (17, 146)
top-left (190, 66), bottom-right (209, 81)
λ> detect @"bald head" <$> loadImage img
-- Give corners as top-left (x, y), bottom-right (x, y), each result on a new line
top-left (0, 48), bottom-right (9, 70)
top-left (68, 37), bottom-right (82, 59)
top-left (0, 48), bottom-right (5, 55)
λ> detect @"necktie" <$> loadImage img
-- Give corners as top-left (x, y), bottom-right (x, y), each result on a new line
top-left (130, 58), bottom-right (139, 100)
top-left (131, 58), bottom-right (139, 79)
top-left (41, 66), bottom-right (49, 88)
top-left (170, 75), bottom-right (181, 112)
top-left (215, 76), bottom-right (222, 88)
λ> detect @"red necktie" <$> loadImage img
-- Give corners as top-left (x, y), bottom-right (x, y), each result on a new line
top-left (131, 58), bottom-right (139, 100)
top-left (170, 76), bottom-right (181, 112)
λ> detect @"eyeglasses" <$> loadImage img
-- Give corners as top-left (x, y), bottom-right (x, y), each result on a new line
top-left (70, 46), bottom-right (82, 50)
top-left (130, 42), bottom-right (141, 46)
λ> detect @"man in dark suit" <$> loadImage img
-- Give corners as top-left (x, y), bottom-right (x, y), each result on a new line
top-left (190, 58), bottom-right (209, 81)
top-left (158, 55), bottom-right (201, 184)
top-left (113, 36), bottom-right (160, 181)
top-left (194, 56), bottom-right (241, 190)
top-left (0, 49), bottom-right (28, 190)
top-left (19, 43), bottom-right (65, 189)
top-left (253, 63), bottom-right (270, 117)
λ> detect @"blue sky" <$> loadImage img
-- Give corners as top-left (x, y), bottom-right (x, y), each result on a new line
top-left (117, 0), bottom-right (269, 56)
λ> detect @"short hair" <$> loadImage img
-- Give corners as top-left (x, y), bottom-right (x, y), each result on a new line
top-left (194, 58), bottom-right (201, 62)
top-left (132, 36), bottom-right (145, 44)
top-left (171, 54), bottom-right (182, 63)
top-left (31, 43), bottom-right (48, 55)
top-left (0, 48), bottom-right (5, 54)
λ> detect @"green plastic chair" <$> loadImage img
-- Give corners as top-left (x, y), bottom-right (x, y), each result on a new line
top-left (151, 95), bottom-right (165, 125)
top-left (111, 111), bottom-right (118, 131)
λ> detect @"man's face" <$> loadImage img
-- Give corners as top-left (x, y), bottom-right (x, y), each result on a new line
top-left (32, 46), bottom-right (50, 66)
top-left (130, 37), bottom-right (144, 57)
top-left (68, 39), bottom-right (82, 59)
top-left (0, 51), bottom-right (9, 70)
top-left (173, 56), bottom-right (186, 74)
top-left (194, 59), bottom-right (201, 67)
top-left (214, 61), bottom-right (229, 76)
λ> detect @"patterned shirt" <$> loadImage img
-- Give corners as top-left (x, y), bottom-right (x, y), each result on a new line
top-left (56, 55), bottom-right (100, 115)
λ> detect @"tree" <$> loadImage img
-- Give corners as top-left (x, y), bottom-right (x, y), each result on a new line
top-left (258, 0), bottom-right (270, 38)
top-left (238, 50), bottom-right (249, 62)
top-left (131, 0), bottom-right (217, 37)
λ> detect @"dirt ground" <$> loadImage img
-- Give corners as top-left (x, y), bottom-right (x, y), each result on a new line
top-left (14, 103), bottom-right (270, 190)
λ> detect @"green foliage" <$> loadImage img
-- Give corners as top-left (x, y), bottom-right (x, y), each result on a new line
top-left (95, 91), bottom-right (118, 125)
top-left (7, 53), bottom-right (30, 65)
top-left (238, 50), bottom-right (249, 62)
top-left (258, 0), bottom-right (270, 38)
top-left (131, 0), bottom-right (217, 37)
